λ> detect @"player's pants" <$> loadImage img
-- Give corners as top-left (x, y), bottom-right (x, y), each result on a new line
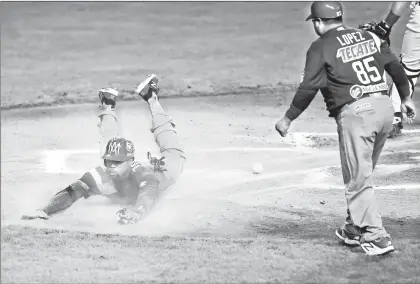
top-left (97, 102), bottom-right (185, 192)
top-left (390, 11), bottom-right (420, 114)
top-left (335, 94), bottom-right (394, 241)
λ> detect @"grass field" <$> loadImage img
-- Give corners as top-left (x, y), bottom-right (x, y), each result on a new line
top-left (0, 1), bottom-right (409, 109)
top-left (1, 2), bottom-right (420, 284)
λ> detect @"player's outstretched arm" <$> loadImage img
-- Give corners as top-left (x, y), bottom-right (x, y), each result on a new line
top-left (21, 171), bottom-right (97, 220)
top-left (21, 185), bottom-right (85, 220)
top-left (133, 175), bottom-right (160, 220)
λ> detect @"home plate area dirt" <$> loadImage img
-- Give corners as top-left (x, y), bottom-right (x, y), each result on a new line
top-left (2, 97), bottom-right (419, 238)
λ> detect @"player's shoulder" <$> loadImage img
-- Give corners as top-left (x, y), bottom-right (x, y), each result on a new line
top-left (305, 38), bottom-right (327, 60)
top-left (130, 160), bottom-right (155, 176)
top-left (304, 40), bottom-right (320, 60)
top-left (89, 165), bottom-right (108, 177)
top-left (80, 165), bottom-right (109, 188)
top-left (308, 37), bottom-right (324, 50)
top-left (130, 160), bottom-right (158, 187)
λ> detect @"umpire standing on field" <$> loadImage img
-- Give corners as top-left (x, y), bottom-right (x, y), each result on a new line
top-left (275, 1), bottom-right (416, 256)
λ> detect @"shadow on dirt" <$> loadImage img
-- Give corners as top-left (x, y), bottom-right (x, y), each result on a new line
top-left (248, 208), bottom-right (420, 243)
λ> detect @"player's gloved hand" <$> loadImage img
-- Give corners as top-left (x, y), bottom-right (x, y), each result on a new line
top-left (116, 207), bottom-right (145, 225)
top-left (401, 97), bottom-right (417, 124)
top-left (275, 116), bottom-right (292, 137)
top-left (21, 209), bottom-right (50, 220)
top-left (147, 152), bottom-right (167, 172)
top-left (359, 21), bottom-right (391, 45)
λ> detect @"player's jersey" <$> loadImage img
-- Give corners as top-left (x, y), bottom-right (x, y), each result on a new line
top-left (300, 26), bottom-right (397, 115)
top-left (408, 2), bottom-right (420, 33)
top-left (71, 160), bottom-right (159, 206)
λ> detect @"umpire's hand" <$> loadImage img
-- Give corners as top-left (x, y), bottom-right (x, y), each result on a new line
top-left (275, 116), bottom-right (292, 137)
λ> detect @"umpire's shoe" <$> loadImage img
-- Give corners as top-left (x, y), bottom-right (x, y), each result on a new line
top-left (388, 112), bottom-right (403, 138)
top-left (99, 87), bottom-right (119, 110)
top-left (335, 224), bottom-right (361, 246)
top-left (135, 74), bottom-right (159, 102)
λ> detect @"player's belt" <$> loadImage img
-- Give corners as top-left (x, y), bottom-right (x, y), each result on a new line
top-left (331, 91), bottom-right (387, 117)
top-left (358, 92), bottom-right (385, 99)
top-left (346, 91), bottom-right (387, 106)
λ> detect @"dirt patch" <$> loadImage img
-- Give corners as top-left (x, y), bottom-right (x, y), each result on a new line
top-left (1, 90), bottom-right (419, 283)
top-left (288, 133), bottom-right (339, 148)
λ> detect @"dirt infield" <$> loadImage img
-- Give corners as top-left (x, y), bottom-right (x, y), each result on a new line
top-left (2, 94), bottom-right (420, 283)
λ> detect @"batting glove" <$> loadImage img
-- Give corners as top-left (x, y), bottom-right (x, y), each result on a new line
top-left (116, 207), bottom-right (145, 225)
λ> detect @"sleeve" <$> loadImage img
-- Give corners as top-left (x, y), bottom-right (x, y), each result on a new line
top-left (75, 167), bottom-right (108, 198)
top-left (131, 161), bottom-right (161, 215)
top-left (299, 42), bottom-right (327, 90)
top-left (131, 162), bottom-right (160, 189)
top-left (69, 178), bottom-right (93, 199)
top-left (285, 42), bottom-right (326, 120)
top-left (285, 88), bottom-right (319, 120)
top-left (41, 170), bottom-right (101, 215)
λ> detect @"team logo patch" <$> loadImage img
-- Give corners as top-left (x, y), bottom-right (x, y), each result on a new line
top-left (108, 140), bottom-right (122, 155)
top-left (126, 141), bottom-right (134, 154)
top-left (350, 85), bottom-right (364, 99)
top-left (350, 82), bottom-right (388, 99)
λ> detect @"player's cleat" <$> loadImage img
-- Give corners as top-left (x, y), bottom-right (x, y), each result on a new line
top-left (335, 225), bottom-right (361, 246)
top-left (21, 209), bottom-right (50, 220)
top-left (135, 74), bottom-right (159, 101)
top-left (98, 87), bottom-right (119, 110)
top-left (387, 112), bottom-right (403, 138)
top-left (360, 235), bottom-right (395, 256)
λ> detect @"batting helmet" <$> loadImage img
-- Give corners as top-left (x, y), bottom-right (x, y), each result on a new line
top-left (102, 137), bottom-right (135, 162)
top-left (305, 1), bottom-right (343, 21)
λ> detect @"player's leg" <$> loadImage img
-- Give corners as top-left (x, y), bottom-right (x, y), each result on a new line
top-left (389, 83), bottom-right (403, 137)
top-left (335, 95), bottom-right (394, 255)
top-left (335, 208), bottom-right (362, 246)
top-left (335, 118), bottom-right (362, 245)
top-left (372, 125), bottom-right (393, 171)
top-left (400, 22), bottom-right (420, 100)
top-left (358, 96), bottom-right (395, 255)
top-left (97, 88), bottom-right (121, 157)
top-left (135, 74), bottom-right (186, 190)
